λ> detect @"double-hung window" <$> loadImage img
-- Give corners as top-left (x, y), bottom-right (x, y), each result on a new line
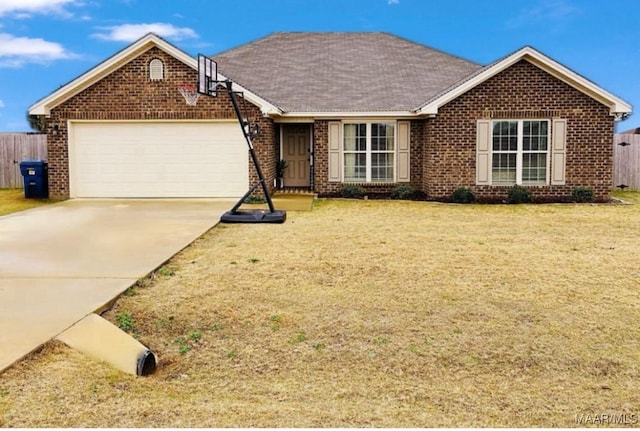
top-left (343, 122), bottom-right (395, 182)
top-left (492, 120), bottom-right (549, 185)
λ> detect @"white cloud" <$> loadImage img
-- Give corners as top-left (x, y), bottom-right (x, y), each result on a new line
top-left (0, 0), bottom-right (81, 18)
top-left (0, 99), bottom-right (4, 108)
top-left (0, 33), bottom-right (76, 67)
top-left (507, 0), bottom-right (579, 29)
top-left (92, 23), bottom-right (198, 42)
top-left (388, 0), bottom-right (400, 4)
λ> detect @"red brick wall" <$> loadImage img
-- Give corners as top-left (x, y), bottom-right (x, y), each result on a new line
top-left (312, 120), bottom-right (329, 193)
top-left (313, 119), bottom-right (424, 195)
top-left (312, 60), bottom-right (614, 201)
top-left (47, 47), bottom-right (276, 198)
top-left (424, 60), bottom-right (615, 201)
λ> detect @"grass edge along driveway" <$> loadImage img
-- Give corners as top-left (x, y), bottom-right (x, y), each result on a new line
top-left (0, 188), bottom-right (53, 216)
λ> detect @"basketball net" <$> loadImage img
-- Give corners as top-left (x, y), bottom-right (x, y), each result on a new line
top-left (177, 85), bottom-right (199, 106)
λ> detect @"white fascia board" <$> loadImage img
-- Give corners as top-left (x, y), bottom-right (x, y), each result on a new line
top-left (418, 46), bottom-right (632, 117)
top-left (272, 117), bottom-right (316, 123)
top-left (524, 51), bottom-right (632, 116)
top-left (272, 110), bottom-right (420, 120)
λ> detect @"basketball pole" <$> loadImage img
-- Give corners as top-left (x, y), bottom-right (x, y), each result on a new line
top-left (221, 80), bottom-right (276, 214)
top-left (196, 53), bottom-right (285, 223)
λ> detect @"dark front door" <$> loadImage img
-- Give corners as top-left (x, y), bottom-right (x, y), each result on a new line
top-left (282, 124), bottom-right (311, 187)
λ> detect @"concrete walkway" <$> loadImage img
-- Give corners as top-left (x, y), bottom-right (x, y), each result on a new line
top-left (0, 199), bottom-right (233, 373)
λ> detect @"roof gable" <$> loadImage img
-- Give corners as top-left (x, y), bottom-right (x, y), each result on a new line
top-left (29, 33), bottom-right (277, 116)
top-left (30, 34), bottom-right (632, 120)
top-left (212, 32), bottom-right (482, 114)
top-left (418, 46), bottom-right (632, 118)
top-left (29, 34), bottom-right (191, 115)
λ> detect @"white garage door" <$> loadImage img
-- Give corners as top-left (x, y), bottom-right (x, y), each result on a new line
top-left (69, 121), bottom-right (248, 198)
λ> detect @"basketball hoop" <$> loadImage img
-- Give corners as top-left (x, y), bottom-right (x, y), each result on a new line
top-left (177, 85), bottom-right (199, 106)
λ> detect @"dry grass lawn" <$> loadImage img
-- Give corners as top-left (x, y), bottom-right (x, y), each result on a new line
top-left (1, 192), bottom-right (640, 427)
top-left (0, 188), bottom-right (51, 216)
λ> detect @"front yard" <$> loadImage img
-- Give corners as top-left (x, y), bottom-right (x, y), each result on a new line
top-left (1, 192), bottom-right (639, 427)
top-left (0, 189), bottom-right (51, 216)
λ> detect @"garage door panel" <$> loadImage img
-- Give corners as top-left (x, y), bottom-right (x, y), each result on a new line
top-left (71, 122), bottom-right (248, 198)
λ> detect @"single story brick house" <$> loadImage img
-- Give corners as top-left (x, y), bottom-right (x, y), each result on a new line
top-left (29, 32), bottom-right (632, 201)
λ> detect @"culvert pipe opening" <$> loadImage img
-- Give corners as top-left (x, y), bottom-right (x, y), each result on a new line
top-left (56, 313), bottom-right (157, 376)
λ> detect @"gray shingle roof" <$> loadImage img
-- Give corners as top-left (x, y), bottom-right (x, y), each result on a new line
top-left (212, 32), bottom-right (482, 113)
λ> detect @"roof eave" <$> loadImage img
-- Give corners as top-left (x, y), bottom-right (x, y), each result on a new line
top-left (271, 110), bottom-right (423, 119)
top-left (28, 33), bottom-right (281, 117)
top-left (416, 46), bottom-right (633, 118)
top-left (29, 33), bottom-right (194, 116)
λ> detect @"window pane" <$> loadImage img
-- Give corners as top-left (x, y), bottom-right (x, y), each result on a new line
top-left (540, 121), bottom-right (548, 136)
top-left (509, 136), bottom-right (517, 151)
top-left (493, 121), bottom-right (518, 151)
top-left (522, 153), bottom-right (547, 183)
top-left (357, 124), bottom-right (366, 151)
top-left (492, 122), bottom-right (503, 151)
top-left (344, 124), bottom-right (357, 151)
top-left (344, 153), bottom-right (366, 181)
top-left (371, 123), bottom-right (394, 151)
top-left (371, 124), bottom-right (379, 151)
top-left (492, 153), bottom-right (516, 184)
top-left (344, 124), bottom-right (367, 151)
top-left (523, 120), bottom-right (548, 151)
top-left (492, 120), bottom-right (517, 184)
top-left (539, 135), bottom-right (547, 151)
top-left (371, 153), bottom-right (394, 181)
top-left (386, 123), bottom-right (395, 146)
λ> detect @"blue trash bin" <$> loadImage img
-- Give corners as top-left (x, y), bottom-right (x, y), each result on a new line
top-left (19, 160), bottom-right (49, 198)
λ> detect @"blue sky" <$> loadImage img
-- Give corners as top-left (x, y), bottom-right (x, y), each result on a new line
top-left (0, 0), bottom-right (638, 132)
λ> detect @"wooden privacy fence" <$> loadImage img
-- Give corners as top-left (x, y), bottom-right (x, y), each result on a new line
top-left (0, 133), bottom-right (47, 188)
top-left (614, 133), bottom-right (640, 191)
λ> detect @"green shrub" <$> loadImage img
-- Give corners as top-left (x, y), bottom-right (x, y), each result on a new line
top-left (339, 184), bottom-right (365, 199)
top-left (451, 187), bottom-right (476, 203)
top-left (391, 185), bottom-right (417, 200)
top-left (506, 185), bottom-right (532, 204)
top-left (572, 186), bottom-right (594, 203)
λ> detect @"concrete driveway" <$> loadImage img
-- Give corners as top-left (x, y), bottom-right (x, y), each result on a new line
top-left (0, 198), bottom-right (233, 373)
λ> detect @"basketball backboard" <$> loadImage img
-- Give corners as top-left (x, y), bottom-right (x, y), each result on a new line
top-left (197, 54), bottom-right (218, 96)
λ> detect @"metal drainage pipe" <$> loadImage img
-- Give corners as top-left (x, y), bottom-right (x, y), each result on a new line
top-left (56, 313), bottom-right (156, 376)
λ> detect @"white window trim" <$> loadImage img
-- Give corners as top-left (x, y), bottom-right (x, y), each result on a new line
top-left (491, 119), bottom-right (551, 186)
top-left (342, 121), bottom-right (397, 183)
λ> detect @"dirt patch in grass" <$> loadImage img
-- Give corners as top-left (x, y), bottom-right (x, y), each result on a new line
top-left (1, 193), bottom-right (640, 427)
top-left (0, 188), bottom-right (52, 216)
